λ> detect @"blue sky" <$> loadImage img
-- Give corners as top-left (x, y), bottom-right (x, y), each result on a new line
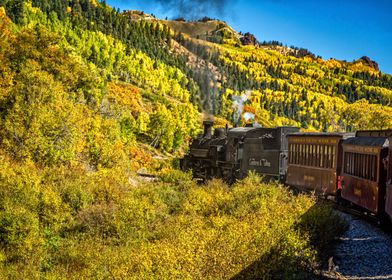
top-left (106, 0), bottom-right (392, 74)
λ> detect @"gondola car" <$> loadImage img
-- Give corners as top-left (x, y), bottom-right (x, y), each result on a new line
top-left (286, 133), bottom-right (353, 196)
top-left (340, 130), bottom-right (391, 215)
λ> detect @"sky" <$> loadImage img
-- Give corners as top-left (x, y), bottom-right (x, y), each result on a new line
top-left (106, 0), bottom-right (392, 74)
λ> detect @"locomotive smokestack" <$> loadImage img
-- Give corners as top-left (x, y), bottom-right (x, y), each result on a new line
top-left (203, 120), bottom-right (214, 139)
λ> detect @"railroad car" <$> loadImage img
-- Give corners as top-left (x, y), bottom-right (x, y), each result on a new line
top-left (386, 137), bottom-right (392, 222)
top-left (286, 133), bottom-right (352, 196)
top-left (340, 130), bottom-right (391, 215)
top-left (236, 126), bottom-right (299, 182)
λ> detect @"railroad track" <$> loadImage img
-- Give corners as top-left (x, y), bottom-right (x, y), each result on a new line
top-left (333, 201), bottom-right (380, 226)
top-left (137, 173), bottom-right (158, 178)
top-left (293, 186), bottom-right (392, 231)
top-left (319, 194), bottom-right (392, 233)
top-left (331, 197), bottom-right (392, 234)
top-left (321, 211), bottom-right (392, 279)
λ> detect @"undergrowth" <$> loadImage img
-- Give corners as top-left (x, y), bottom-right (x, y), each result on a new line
top-left (0, 159), bottom-right (347, 279)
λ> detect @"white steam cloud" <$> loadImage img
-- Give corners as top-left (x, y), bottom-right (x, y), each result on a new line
top-left (232, 90), bottom-right (252, 125)
top-left (243, 112), bottom-right (255, 122)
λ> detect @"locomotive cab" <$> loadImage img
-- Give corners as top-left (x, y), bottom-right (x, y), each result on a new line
top-left (220, 127), bottom-right (254, 182)
top-left (181, 122), bottom-right (299, 184)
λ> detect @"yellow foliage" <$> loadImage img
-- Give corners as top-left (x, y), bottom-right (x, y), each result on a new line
top-left (128, 144), bottom-right (153, 171)
top-left (107, 82), bottom-right (143, 113)
top-left (325, 59), bottom-right (342, 68)
top-left (213, 116), bottom-right (230, 127)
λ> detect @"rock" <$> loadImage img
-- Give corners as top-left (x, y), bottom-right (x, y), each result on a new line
top-left (240, 32), bottom-right (257, 46)
top-left (358, 56), bottom-right (379, 71)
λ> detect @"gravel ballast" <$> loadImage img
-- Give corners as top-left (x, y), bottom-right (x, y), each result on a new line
top-left (322, 212), bottom-right (392, 279)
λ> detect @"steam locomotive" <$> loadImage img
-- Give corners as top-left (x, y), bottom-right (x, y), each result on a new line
top-left (180, 121), bottom-right (299, 183)
top-left (181, 121), bottom-right (392, 222)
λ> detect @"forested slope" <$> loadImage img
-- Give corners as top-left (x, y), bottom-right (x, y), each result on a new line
top-left (2, 0), bottom-right (391, 144)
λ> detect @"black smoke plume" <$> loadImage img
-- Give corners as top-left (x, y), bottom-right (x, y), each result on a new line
top-left (153, 0), bottom-right (235, 20)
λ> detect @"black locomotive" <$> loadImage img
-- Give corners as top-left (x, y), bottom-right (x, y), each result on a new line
top-left (181, 122), bottom-right (392, 223)
top-left (180, 121), bottom-right (299, 183)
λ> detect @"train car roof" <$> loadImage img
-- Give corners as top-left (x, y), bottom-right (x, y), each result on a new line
top-left (228, 127), bottom-right (257, 135)
top-left (355, 129), bottom-right (392, 137)
top-left (228, 126), bottom-right (298, 137)
top-left (343, 137), bottom-right (389, 147)
top-left (287, 132), bottom-right (354, 139)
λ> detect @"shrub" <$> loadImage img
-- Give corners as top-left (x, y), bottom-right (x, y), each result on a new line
top-left (0, 205), bottom-right (42, 262)
top-left (0, 160), bottom-right (346, 278)
top-left (297, 200), bottom-right (348, 257)
top-left (158, 168), bottom-right (193, 185)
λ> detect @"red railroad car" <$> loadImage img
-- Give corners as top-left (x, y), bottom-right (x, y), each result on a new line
top-left (341, 136), bottom-right (389, 214)
top-left (385, 137), bottom-right (392, 221)
top-left (286, 133), bottom-right (352, 196)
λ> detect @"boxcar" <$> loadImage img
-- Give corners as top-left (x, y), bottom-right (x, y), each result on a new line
top-left (286, 133), bottom-right (352, 195)
top-left (341, 136), bottom-right (389, 214)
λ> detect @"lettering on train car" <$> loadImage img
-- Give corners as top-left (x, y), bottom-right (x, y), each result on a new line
top-left (344, 145), bottom-right (379, 154)
top-left (249, 158), bottom-right (272, 167)
top-left (304, 175), bottom-right (315, 182)
top-left (354, 187), bottom-right (362, 196)
top-left (290, 137), bottom-right (338, 145)
top-left (261, 133), bottom-right (273, 139)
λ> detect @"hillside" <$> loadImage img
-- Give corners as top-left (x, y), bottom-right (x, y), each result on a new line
top-left (0, 0), bottom-right (389, 277)
top-left (165, 17), bottom-right (392, 131)
top-left (164, 18), bottom-right (240, 45)
top-left (3, 0), bottom-right (390, 134)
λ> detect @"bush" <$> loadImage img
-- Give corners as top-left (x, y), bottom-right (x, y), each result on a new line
top-left (297, 200), bottom-right (348, 257)
top-left (0, 158), bottom-right (346, 278)
top-left (158, 168), bottom-right (193, 185)
top-left (0, 206), bottom-right (42, 261)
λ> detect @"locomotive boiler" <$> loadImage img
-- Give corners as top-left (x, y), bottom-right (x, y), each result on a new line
top-left (180, 121), bottom-right (227, 181)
